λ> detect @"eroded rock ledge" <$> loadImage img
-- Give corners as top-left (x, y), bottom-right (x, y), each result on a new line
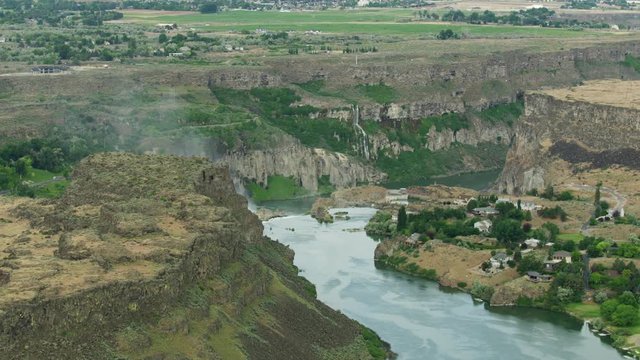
top-left (0, 153), bottom-right (391, 360)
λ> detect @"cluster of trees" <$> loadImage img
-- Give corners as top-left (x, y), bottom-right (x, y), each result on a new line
top-left (538, 205), bottom-right (568, 221)
top-left (405, 207), bottom-right (479, 240)
top-left (435, 8), bottom-right (610, 28)
top-left (4, 30), bottom-right (150, 63)
top-left (538, 185), bottom-right (574, 201)
top-left (435, 29), bottom-right (460, 40)
top-left (0, 0), bottom-right (122, 26)
top-left (342, 46), bottom-right (378, 53)
top-left (593, 260), bottom-right (640, 326)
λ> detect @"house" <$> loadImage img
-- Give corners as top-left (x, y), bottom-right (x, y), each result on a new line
top-left (31, 65), bottom-right (68, 74)
top-left (472, 207), bottom-right (499, 216)
top-left (473, 220), bottom-right (492, 234)
top-left (404, 233), bottom-right (421, 247)
top-left (524, 238), bottom-right (541, 248)
top-left (552, 251), bottom-right (572, 263)
top-left (386, 188), bottom-right (408, 205)
top-left (526, 271), bottom-right (552, 282)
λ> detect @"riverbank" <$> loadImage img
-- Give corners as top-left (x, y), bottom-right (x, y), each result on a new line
top-left (265, 207), bottom-right (624, 360)
top-left (373, 237), bottom-right (639, 359)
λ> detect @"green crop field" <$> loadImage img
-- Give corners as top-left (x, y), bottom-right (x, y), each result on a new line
top-left (121, 9), bottom-right (611, 38)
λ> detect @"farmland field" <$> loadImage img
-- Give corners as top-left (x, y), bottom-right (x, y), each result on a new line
top-left (120, 9), bottom-right (622, 38)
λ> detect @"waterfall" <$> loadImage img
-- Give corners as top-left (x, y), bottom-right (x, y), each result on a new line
top-left (352, 105), bottom-right (370, 160)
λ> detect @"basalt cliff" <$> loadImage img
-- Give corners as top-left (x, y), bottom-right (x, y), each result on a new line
top-left (0, 153), bottom-right (391, 360)
top-left (497, 79), bottom-right (640, 194)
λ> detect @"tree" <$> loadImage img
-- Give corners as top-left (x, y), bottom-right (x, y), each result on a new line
top-left (601, 299), bottom-right (619, 320)
top-left (200, 2), bottom-right (218, 13)
top-left (481, 261), bottom-right (492, 272)
top-left (158, 33), bottom-right (168, 43)
top-left (541, 185), bottom-right (554, 199)
top-left (542, 222), bottom-right (559, 241)
top-left (612, 304), bottom-right (638, 326)
top-left (14, 157), bottom-right (31, 179)
top-left (556, 287), bottom-right (574, 303)
top-left (397, 206), bottom-right (407, 232)
top-left (466, 199), bottom-right (478, 212)
top-left (517, 254), bottom-right (543, 274)
top-left (493, 219), bottom-right (526, 245)
top-left (618, 291), bottom-right (638, 308)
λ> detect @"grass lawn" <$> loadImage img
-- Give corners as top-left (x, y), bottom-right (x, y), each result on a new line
top-left (121, 9), bottom-right (611, 38)
top-left (34, 180), bottom-right (70, 198)
top-left (557, 233), bottom-right (585, 242)
top-left (25, 168), bottom-right (60, 183)
top-left (247, 175), bottom-right (309, 201)
top-left (566, 302), bottom-right (600, 318)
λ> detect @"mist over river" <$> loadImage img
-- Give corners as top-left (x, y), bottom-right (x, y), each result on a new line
top-left (264, 207), bottom-right (623, 360)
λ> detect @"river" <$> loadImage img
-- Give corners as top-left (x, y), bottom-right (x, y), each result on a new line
top-left (264, 207), bottom-right (623, 360)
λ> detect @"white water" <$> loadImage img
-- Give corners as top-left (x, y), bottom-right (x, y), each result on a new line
top-left (353, 105), bottom-right (370, 160)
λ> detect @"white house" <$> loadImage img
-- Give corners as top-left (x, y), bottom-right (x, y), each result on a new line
top-left (474, 220), bottom-right (492, 234)
top-left (524, 238), bottom-right (541, 248)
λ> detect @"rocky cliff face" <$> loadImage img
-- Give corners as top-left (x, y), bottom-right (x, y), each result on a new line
top-left (221, 135), bottom-right (386, 191)
top-left (0, 153), bottom-right (390, 360)
top-left (425, 117), bottom-right (513, 152)
top-left (497, 80), bottom-right (640, 194)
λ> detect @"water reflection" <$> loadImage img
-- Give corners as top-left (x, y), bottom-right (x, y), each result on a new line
top-left (265, 207), bottom-right (624, 360)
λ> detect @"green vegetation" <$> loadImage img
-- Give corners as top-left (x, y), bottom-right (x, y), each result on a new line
top-left (470, 281), bottom-right (494, 301)
top-left (557, 233), bottom-right (584, 242)
top-left (623, 55), bottom-right (640, 72)
top-left (476, 100), bottom-right (524, 127)
top-left (356, 83), bottom-right (396, 104)
top-left (420, 113), bottom-right (469, 132)
top-left (360, 327), bottom-right (387, 360)
top-left (365, 211), bottom-right (395, 239)
top-left (247, 175), bottom-right (309, 202)
top-left (211, 86), bottom-right (356, 155)
top-left (123, 9), bottom-right (611, 38)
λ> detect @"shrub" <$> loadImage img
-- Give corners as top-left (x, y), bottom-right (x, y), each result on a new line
top-left (470, 281), bottom-right (494, 301)
top-left (601, 299), bottom-right (620, 320)
top-left (436, 29), bottom-right (460, 40)
top-left (612, 304), bottom-right (638, 326)
top-left (457, 281), bottom-right (467, 288)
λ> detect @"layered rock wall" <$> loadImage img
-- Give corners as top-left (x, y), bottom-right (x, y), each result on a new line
top-left (498, 87), bottom-right (640, 194)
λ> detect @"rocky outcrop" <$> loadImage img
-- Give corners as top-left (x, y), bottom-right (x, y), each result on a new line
top-left (221, 135), bottom-right (386, 191)
top-left (0, 153), bottom-right (391, 360)
top-left (426, 117), bottom-right (513, 151)
top-left (369, 133), bottom-right (414, 159)
top-left (498, 80), bottom-right (640, 194)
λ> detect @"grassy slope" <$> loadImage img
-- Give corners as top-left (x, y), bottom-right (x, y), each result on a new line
top-left (247, 175), bottom-right (310, 201)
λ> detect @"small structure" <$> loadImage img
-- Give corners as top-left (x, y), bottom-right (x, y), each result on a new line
top-left (31, 65), bottom-right (68, 74)
top-left (403, 233), bottom-right (421, 248)
top-left (526, 271), bottom-right (552, 283)
top-left (472, 207), bottom-right (499, 216)
top-left (169, 52), bottom-right (184, 57)
top-left (473, 220), bottom-right (492, 234)
top-left (524, 238), bottom-right (541, 248)
top-left (386, 188), bottom-right (408, 206)
top-left (552, 251), bottom-right (572, 263)
top-left (544, 260), bottom-right (562, 272)
top-left (491, 252), bottom-right (512, 268)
